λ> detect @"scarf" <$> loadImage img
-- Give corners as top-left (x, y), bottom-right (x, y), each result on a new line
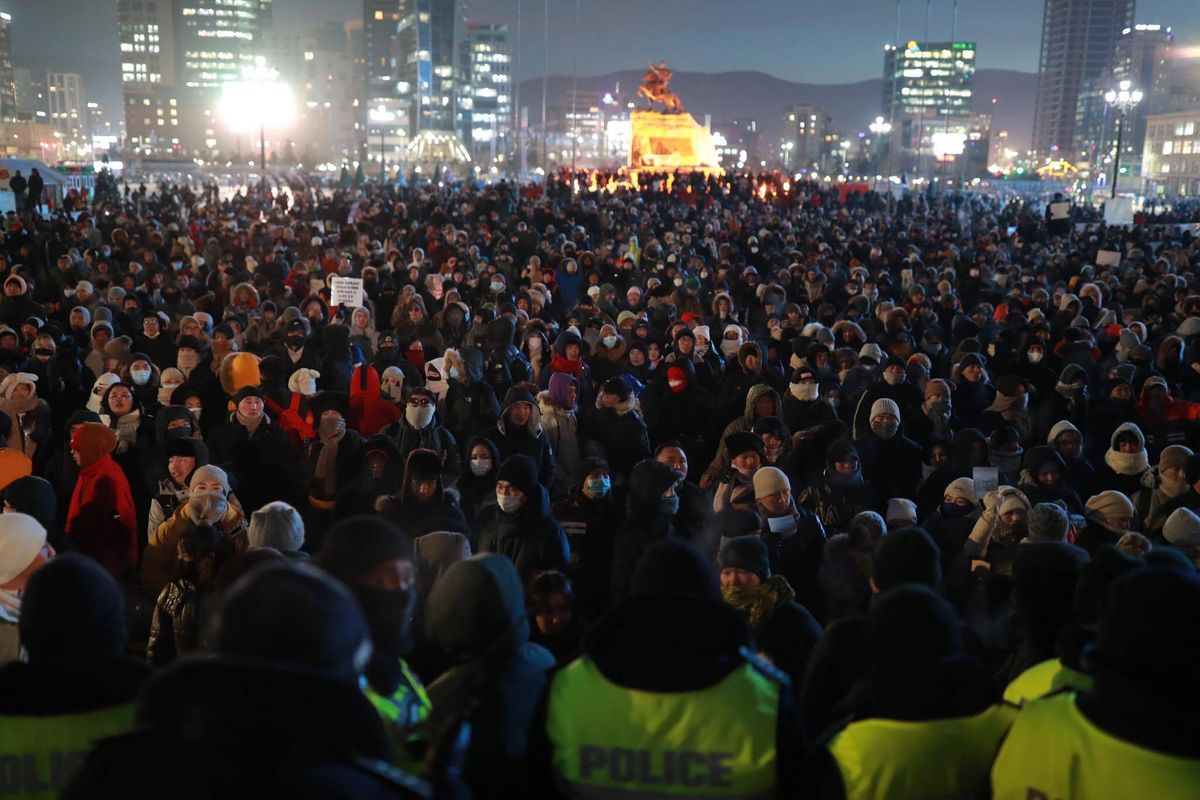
top-left (235, 410), bottom-right (265, 437)
top-left (1104, 448), bottom-right (1150, 476)
top-left (101, 409), bottom-right (141, 454)
top-left (722, 575), bottom-right (795, 631)
top-left (314, 416), bottom-right (346, 498)
top-left (551, 352), bottom-right (584, 379)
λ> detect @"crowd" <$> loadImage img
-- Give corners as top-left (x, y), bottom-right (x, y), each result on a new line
top-left (0, 170), bottom-right (1195, 798)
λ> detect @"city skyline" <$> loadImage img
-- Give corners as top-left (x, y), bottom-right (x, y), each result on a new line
top-left (10, 0), bottom-right (1200, 120)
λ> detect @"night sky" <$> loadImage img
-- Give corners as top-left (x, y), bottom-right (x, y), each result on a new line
top-left (8, 0), bottom-right (1200, 117)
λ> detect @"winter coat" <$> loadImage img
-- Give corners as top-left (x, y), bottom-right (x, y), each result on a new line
top-left (797, 470), bottom-right (880, 535)
top-left (578, 395), bottom-right (652, 493)
top-left (855, 431), bottom-right (923, 502)
top-left (423, 554), bottom-right (556, 799)
top-left (382, 411), bottom-right (463, 487)
top-left (443, 349), bottom-right (501, 445)
top-left (552, 487), bottom-right (623, 617)
top-left (457, 436), bottom-right (501, 526)
top-left (347, 364), bottom-right (402, 437)
top-left (703, 383), bottom-right (784, 486)
top-left (484, 387), bottom-right (556, 490)
top-left (724, 575), bottom-right (822, 686)
top-left (609, 460), bottom-right (681, 600)
top-left (208, 413), bottom-right (297, 513)
top-left (537, 391), bottom-right (580, 500)
top-left (66, 450), bottom-right (138, 582)
top-left (147, 579), bottom-right (209, 666)
top-left (141, 503), bottom-right (249, 596)
top-left (476, 483), bottom-right (569, 584)
top-left (754, 504), bottom-right (827, 612)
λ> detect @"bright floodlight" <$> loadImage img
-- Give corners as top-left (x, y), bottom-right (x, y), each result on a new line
top-left (220, 58), bottom-right (294, 134)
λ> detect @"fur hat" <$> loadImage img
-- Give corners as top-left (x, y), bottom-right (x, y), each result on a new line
top-left (1085, 490), bottom-right (1135, 523)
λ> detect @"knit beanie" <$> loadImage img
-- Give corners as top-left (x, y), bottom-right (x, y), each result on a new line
top-left (19, 553), bottom-right (124, 666)
top-left (1159, 445), bottom-right (1193, 472)
top-left (1163, 507), bottom-right (1200, 548)
top-left (725, 431), bottom-right (765, 460)
top-left (318, 515), bottom-right (413, 583)
top-left (753, 467), bottom-right (791, 500)
top-left (870, 397), bottom-right (901, 420)
top-left (886, 498), bottom-right (918, 526)
top-left (718, 536), bottom-right (771, 581)
top-left (601, 376), bottom-right (632, 403)
top-left (718, 509), bottom-right (764, 541)
top-left (496, 454), bottom-right (539, 497)
top-left (872, 527), bottom-right (941, 592)
top-left (189, 464), bottom-right (231, 495)
top-left (997, 489), bottom-right (1032, 517)
top-left (943, 477), bottom-right (977, 506)
top-left (213, 562), bottom-right (370, 681)
top-left (1085, 490), bottom-right (1136, 523)
top-left (1027, 502), bottom-right (1070, 543)
top-left (249, 501), bottom-right (306, 553)
top-left (0, 512), bottom-right (47, 585)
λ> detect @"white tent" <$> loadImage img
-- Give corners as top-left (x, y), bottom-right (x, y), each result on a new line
top-left (0, 159), bottom-right (66, 214)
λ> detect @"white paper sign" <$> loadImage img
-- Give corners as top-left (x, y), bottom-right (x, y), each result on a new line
top-left (972, 467), bottom-right (999, 498)
top-left (330, 276), bottom-right (364, 308)
top-left (1104, 196), bottom-right (1134, 227)
top-left (1048, 201), bottom-right (1070, 221)
top-left (1096, 250), bottom-right (1121, 267)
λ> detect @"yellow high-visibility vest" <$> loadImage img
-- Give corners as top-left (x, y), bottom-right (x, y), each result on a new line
top-left (0, 703), bottom-right (136, 799)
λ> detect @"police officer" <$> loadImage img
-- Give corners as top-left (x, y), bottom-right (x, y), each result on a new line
top-left (0, 554), bottom-right (148, 798)
top-left (318, 516), bottom-right (430, 770)
top-left (535, 539), bottom-right (802, 798)
top-left (992, 568), bottom-right (1200, 799)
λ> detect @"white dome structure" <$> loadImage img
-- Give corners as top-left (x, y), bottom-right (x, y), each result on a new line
top-left (404, 130), bottom-right (472, 166)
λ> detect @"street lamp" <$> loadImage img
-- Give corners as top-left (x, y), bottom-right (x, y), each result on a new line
top-left (220, 57), bottom-right (294, 187)
top-left (869, 116), bottom-right (892, 182)
top-left (1104, 80), bottom-right (1143, 196)
top-left (369, 105), bottom-right (397, 182)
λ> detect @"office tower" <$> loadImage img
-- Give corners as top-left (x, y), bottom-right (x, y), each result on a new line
top-left (464, 23), bottom-right (510, 160)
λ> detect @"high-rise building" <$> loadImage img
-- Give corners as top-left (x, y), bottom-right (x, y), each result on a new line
top-left (0, 11), bottom-right (15, 121)
top-left (13, 68), bottom-right (46, 120)
top-left (47, 73), bottom-right (88, 154)
top-left (363, 1), bottom-right (406, 161)
top-left (1031, 0), bottom-right (1134, 158)
top-left (397, 0), bottom-right (461, 136)
top-left (882, 41), bottom-right (976, 120)
top-left (1141, 109), bottom-right (1200, 196)
top-left (119, 0), bottom-right (181, 154)
top-left (176, 0), bottom-right (267, 90)
top-left (782, 104), bottom-right (830, 171)
top-left (290, 22), bottom-right (362, 163)
top-left (463, 23), bottom-right (510, 161)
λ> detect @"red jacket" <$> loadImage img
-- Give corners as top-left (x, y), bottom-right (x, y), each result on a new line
top-left (66, 452), bottom-right (138, 581)
top-left (349, 364), bottom-right (402, 436)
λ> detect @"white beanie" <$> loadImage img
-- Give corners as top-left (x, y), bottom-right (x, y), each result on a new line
top-left (0, 372), bottom-right (36, 401)
top-left (87, 373), bottom-right (122, 414)
top-left (693, 325), bottom-right (711, 343)
top-left (0, 513), bottom-right (47, 585)
top-left (943, 477), bottom-right (977, 506)
top-left (287, 368), bottom-right (321, 397)
top-left (1163, 507), bottom-right (1200, 547)
top-left (870, 398), bottom-right (901, 421)
top-left (248, 501), bottom-right (306, 553)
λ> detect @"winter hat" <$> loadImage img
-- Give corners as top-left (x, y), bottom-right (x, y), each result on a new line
top-left (601, 376), bottom-right (632, 403)
top-left (693, 325), bottom-right (711, 344)
top-left (886, 498), bottom-right (918, 526)
top-left (871, 527), bottom-right (942, 592)
top-left (318, 515), bottom-right (414, 583)
top-left (718, 536), bottom-right (771, 581)
top-left (1159, 445), bottom-right (1193, 472)
top-left (233, 385), bottom-right (265, 405)
top-left (0, 512), bottom-right (47, 586)
top-left (249, 501), bottom-right (306, 553)
top-left (496, 454), bottom-right (539, 497)
top-left (943, 477), bottom-right (978, 506)
top-left (404, 448), bottom-right (442, 480)
top-left (1163, 507), bottom-right (1200, 547)
top-left (288, 367), bottom-right (321, 396)
top-left (858, 343), bottom-right (885, 364)
top-left (753, 467), bottom-right (790, 500)
top-left (870, 398), bottom-right (901, 420)
top-left (1085, 490), bottom-right (1136, 523)
top-left (189, 464), bottom-right (230, 494)
top-left (213, 563), bottom-right (370, 681)
top-left (848, 511), bottom-right (887, 550)
top-left (0, 373), bottom-right (36, 401)
top-left (87, 373), bottom-right (122, 413)
top-left (1027, 502), bottom-right (1070, 543)
top-left (18, 553), bottom-right (124, 666)
top-left (70, 423), bottom-right (116, 469)
top-left (630, 539), bottom-right (721, 601)
top-left (718, 509), bottom-right (764, 541)
top-left (725, 431), bottom-right (765, 461)
top-left (998, 489), bottom-right (1032, 517)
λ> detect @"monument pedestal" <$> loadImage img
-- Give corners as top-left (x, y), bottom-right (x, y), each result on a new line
top-left (628, 109), bottom-right (721, 174)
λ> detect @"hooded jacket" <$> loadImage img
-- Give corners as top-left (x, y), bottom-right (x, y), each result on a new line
top-left (537, 375), bottom-right (581, 500)
top-left (485, 387), bottom-right (556, 490)
top-left (65, 424), bottom-right (137, 581)
top-left (443, 347), bottom-right (501, 446)
top-left (475, 472), bottom-right (569, 584)
top-left (1135, 378), bottom-right (1200, 458)
top-left (348, 364), bottom-right (403, 437)
top-left (423, 555), bottom-right (555, 798)
top-left (579, 390), bottom-right (652, 493)
top-left (704, 383), bottom-right (784, 486)
top-left (609, 460), bottom-right (681, 600)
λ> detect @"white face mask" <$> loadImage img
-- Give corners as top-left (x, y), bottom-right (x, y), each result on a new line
top-left (1028, 351), bottom-right (1044, 364)
top-left (131, 369), bottom-right (152, 386)
top-left (883, 371), bottom-right (904, 386)
top-left (695, 345), bottom-right (708, 357)
top-left (668, 379), bottom-right (686, 390)
top-left (602, 335), bottom-right (618, 349)
top-left (790, 382), bottom-right (819, 401)
top-left (470, 457), bottom-right (492, 476)
top-left (159, 384), bottom-right (181, 405)
top-left (496, 493), bottom-right (523, 513)
top-left (721, 339), bottom-right (741, 357)
top-left (406, 404), bottom-right (435, 429)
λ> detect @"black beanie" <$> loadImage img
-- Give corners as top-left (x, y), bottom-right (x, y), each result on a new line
top-left (630, 539), bottom-right (720, 600)
top-left (3, 476), bottom-right (58, 527)
top-left (602, 376), bottom-right (632, 402)
top-left (718, 536), bottom-right (771, 581)
top-left (234, 385), bottom-right (265, 404)
top-left (318, 515), bottom-right (414, 583)
top-left (214, 562), bottom-right (369, 681)
top-left (497, 454), bottom-right (538, 496)
top-left (725, 430), bottom-right (765, 460)
top-left (871, 527), bottom-right (942, 592)
top-left (718, 508), bottom-right (763, 541)
top-left (20, 554), bottom-right (126, 666)
top-left (869, 584), bottom-right (963, 668)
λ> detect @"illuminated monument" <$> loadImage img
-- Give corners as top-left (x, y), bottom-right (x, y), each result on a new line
top-left (628, 61), bottom-right (720, 174)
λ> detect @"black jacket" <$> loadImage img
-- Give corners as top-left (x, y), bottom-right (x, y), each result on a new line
top-left (476, 483), bottom-right (569, 584)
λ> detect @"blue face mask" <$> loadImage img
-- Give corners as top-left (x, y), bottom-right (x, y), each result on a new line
top-left (448, 366), bottom-right (460, 380)
top-left (585, 476), bottom-right (611, 497)
top-left (659, 495), bottom-right (680, 516)
top-left (943, 501), bottom-right (972, 518)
